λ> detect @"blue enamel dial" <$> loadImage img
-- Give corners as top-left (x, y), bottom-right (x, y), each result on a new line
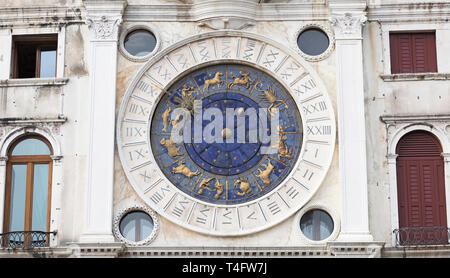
top-left (150, 64), bottom-right (303, 205)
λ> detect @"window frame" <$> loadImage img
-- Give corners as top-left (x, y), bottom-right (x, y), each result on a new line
top-left (12, 37), bottom-right (58, 79)
top-left (2, 135), bottom-right (53, 235)
top-left (389, 31), bottom-right (437, 74)
top-left (294, 203), bottom-right (339, 245)
top-left (113, 205), bottom-right (159, 246)
top-left (380, 23), bottom-right (449, 77)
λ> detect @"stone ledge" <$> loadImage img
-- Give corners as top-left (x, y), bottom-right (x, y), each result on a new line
top-left (380, 114), bottom-right (450, 124)
top-left (380, 73), bottom-right (450, 82)
top-left (382, 245), bottom-right (450, 258)
top-left (0, 78), bottom-right (69, 87)
top-left (0, 116), bottom-right (67, 126)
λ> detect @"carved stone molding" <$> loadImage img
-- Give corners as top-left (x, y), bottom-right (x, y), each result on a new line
top-left (197, 17), bottom-right (256, 30)
top-left (86, 16), bottom-right (122, 41)
top-left (292, 22), bottom-right (335, 62)
top-left (330, 13), bottom-right (367, 40)
top-left (83, 0), bottom-right (126, 41)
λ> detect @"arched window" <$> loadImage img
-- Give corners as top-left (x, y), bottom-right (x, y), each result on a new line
top-left (396, 130), bottom-right (448, 245)
top-left (2, 135), bottom-right (53, 247)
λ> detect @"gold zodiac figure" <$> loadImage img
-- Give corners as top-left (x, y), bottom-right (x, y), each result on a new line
top-left (203, 72), bottom-right (223, 91)
top-left (277, 126), bottom-right (293, 160)
top-left (257, 85), bottom-right (289, 115)
top-left (255, 160), bottom-right (274, 187)
top-left (160, 138), bottom-right (182, 158)
top-left (161, 107), bottom-right (172, 132)
top-left (170, 113), bottom-right (184, 130)
top-left (172, 161), bottom-right (200, 179)
top-left (197, 177), bottom-right (214, 195)
top-left (179, 84), bottom-right (196, 114)
top-left (181, 84), bottom-right (195, 98)
top-left (234, 179), bottom-right (252, 196)
top-left (213, 178), bottom-right (224, 200)
top-left (229, 71), bottom-right (254, 89)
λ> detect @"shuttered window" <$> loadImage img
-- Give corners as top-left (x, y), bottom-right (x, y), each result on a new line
top-left (396, 131), bottom-right (447, 245)
top-left (390, 32), bottom-right (437, 74)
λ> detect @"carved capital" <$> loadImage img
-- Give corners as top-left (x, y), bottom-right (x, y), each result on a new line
top-left (0, 156), bottom-right (8, 165)
top-left (330, 13), bottom-right (367, 40)
top-left (442, 153), bottom-right (450, 163)
top-left (387, 154), bottom-right (398, 163)
top-left (86, 15), bottom-right (122, 41)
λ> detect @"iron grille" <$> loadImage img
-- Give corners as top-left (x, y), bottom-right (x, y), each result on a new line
top-left (0, 231), bottom-right (57, 249)
top-left (393, 226), bottom-right (450, 246)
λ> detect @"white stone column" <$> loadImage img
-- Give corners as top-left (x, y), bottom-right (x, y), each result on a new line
top-left (80, 0), bottom-right (126, 243)
top-left (330, 3), bottom-right (373, 242)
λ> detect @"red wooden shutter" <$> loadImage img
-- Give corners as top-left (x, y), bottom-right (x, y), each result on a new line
top-left (396, 131), bottom-right (447, 226)
top-left (390, 32), bottom-right (437, 74)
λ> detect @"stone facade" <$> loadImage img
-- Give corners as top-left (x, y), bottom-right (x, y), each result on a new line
top-left (0, 0), bottom-right (449, 258)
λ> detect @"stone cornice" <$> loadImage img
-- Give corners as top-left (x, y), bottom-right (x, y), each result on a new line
top-left (0, 6), bottom-right (85, 27)
top-left (367, 2), bottom-right (450, 23)
top-left (123, 1), bottom-right (330, 22)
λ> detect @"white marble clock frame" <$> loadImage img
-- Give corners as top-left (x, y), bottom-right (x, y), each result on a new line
top-left (117, 30), bottom-right (336, 236)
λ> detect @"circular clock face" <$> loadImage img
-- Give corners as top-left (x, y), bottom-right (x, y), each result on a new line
top-left (150, 64), bottom-right (303, 205)
top-left (117, 31), bottom-right (336, 236)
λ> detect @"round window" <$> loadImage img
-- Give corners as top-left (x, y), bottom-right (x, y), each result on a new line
top-left (119, 211), bottom-right (154, 242)
top-left (300, 209), bottom-right (334, 241)
top-left (124, 30), bottom-right (157, 57)
top-left (297, 28), bottom-right (330, 57)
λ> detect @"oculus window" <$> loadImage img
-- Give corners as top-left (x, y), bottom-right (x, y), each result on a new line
top-left (12, 35), bottom-right (57, 79)
top-left (300, 209), bottom-right (334, 241)
top-left (124, 30), bottom-right (157, 57)
top-left (297, 28), bottom-right (330, 57)
top-left (119, 211), bottom-right (154, 243)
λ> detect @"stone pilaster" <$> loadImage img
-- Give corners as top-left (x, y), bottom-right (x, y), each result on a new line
top-left (329, 0), bottom-right (373, 242)
top-left (80, 0), bottom-right (127, 243)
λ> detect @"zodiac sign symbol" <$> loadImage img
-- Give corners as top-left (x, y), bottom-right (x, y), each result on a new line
top-left (197, 177), bottom-right (214, 195)
top-left (172, 161), bottom-right (200, 178)
top-left (234, 179), bottom-right (252, 196)
top-left (213, 178), bottom-right (224, 200)
top-left (255, 160), bottom-right (274, 187)
top-left (203, 72), bottom-right (223, 91)
top-left (170, 113), bottom-right (184, 130)
top-left (160, 138), bottom-right (182, 158)
top-left (229, 71), bottom-right (254, 89)
top-left (257, 85), bottom-right (289, 116)
top-left (179, 84), bottom-right (196, 114)
top-left (161, 107), bottom-right (172, 132)
top-left (277, 126), bottom-right (293, 160)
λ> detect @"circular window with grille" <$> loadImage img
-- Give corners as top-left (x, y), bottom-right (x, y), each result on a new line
top-left (300, 209), bottom-right (334, 241)
top-left (113, 205), bottom-right (159, 246)
top-left (119, 24), bottom-right (160, 62)
top-left (294, 24), bottom-right (334, 61)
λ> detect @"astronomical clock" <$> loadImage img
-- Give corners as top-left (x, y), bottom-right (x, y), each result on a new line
top-left (117, 31), bottom-right (336, 236)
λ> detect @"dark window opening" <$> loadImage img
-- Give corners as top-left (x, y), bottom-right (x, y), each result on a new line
top-left (12, 35), bottom-right (57, 79)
